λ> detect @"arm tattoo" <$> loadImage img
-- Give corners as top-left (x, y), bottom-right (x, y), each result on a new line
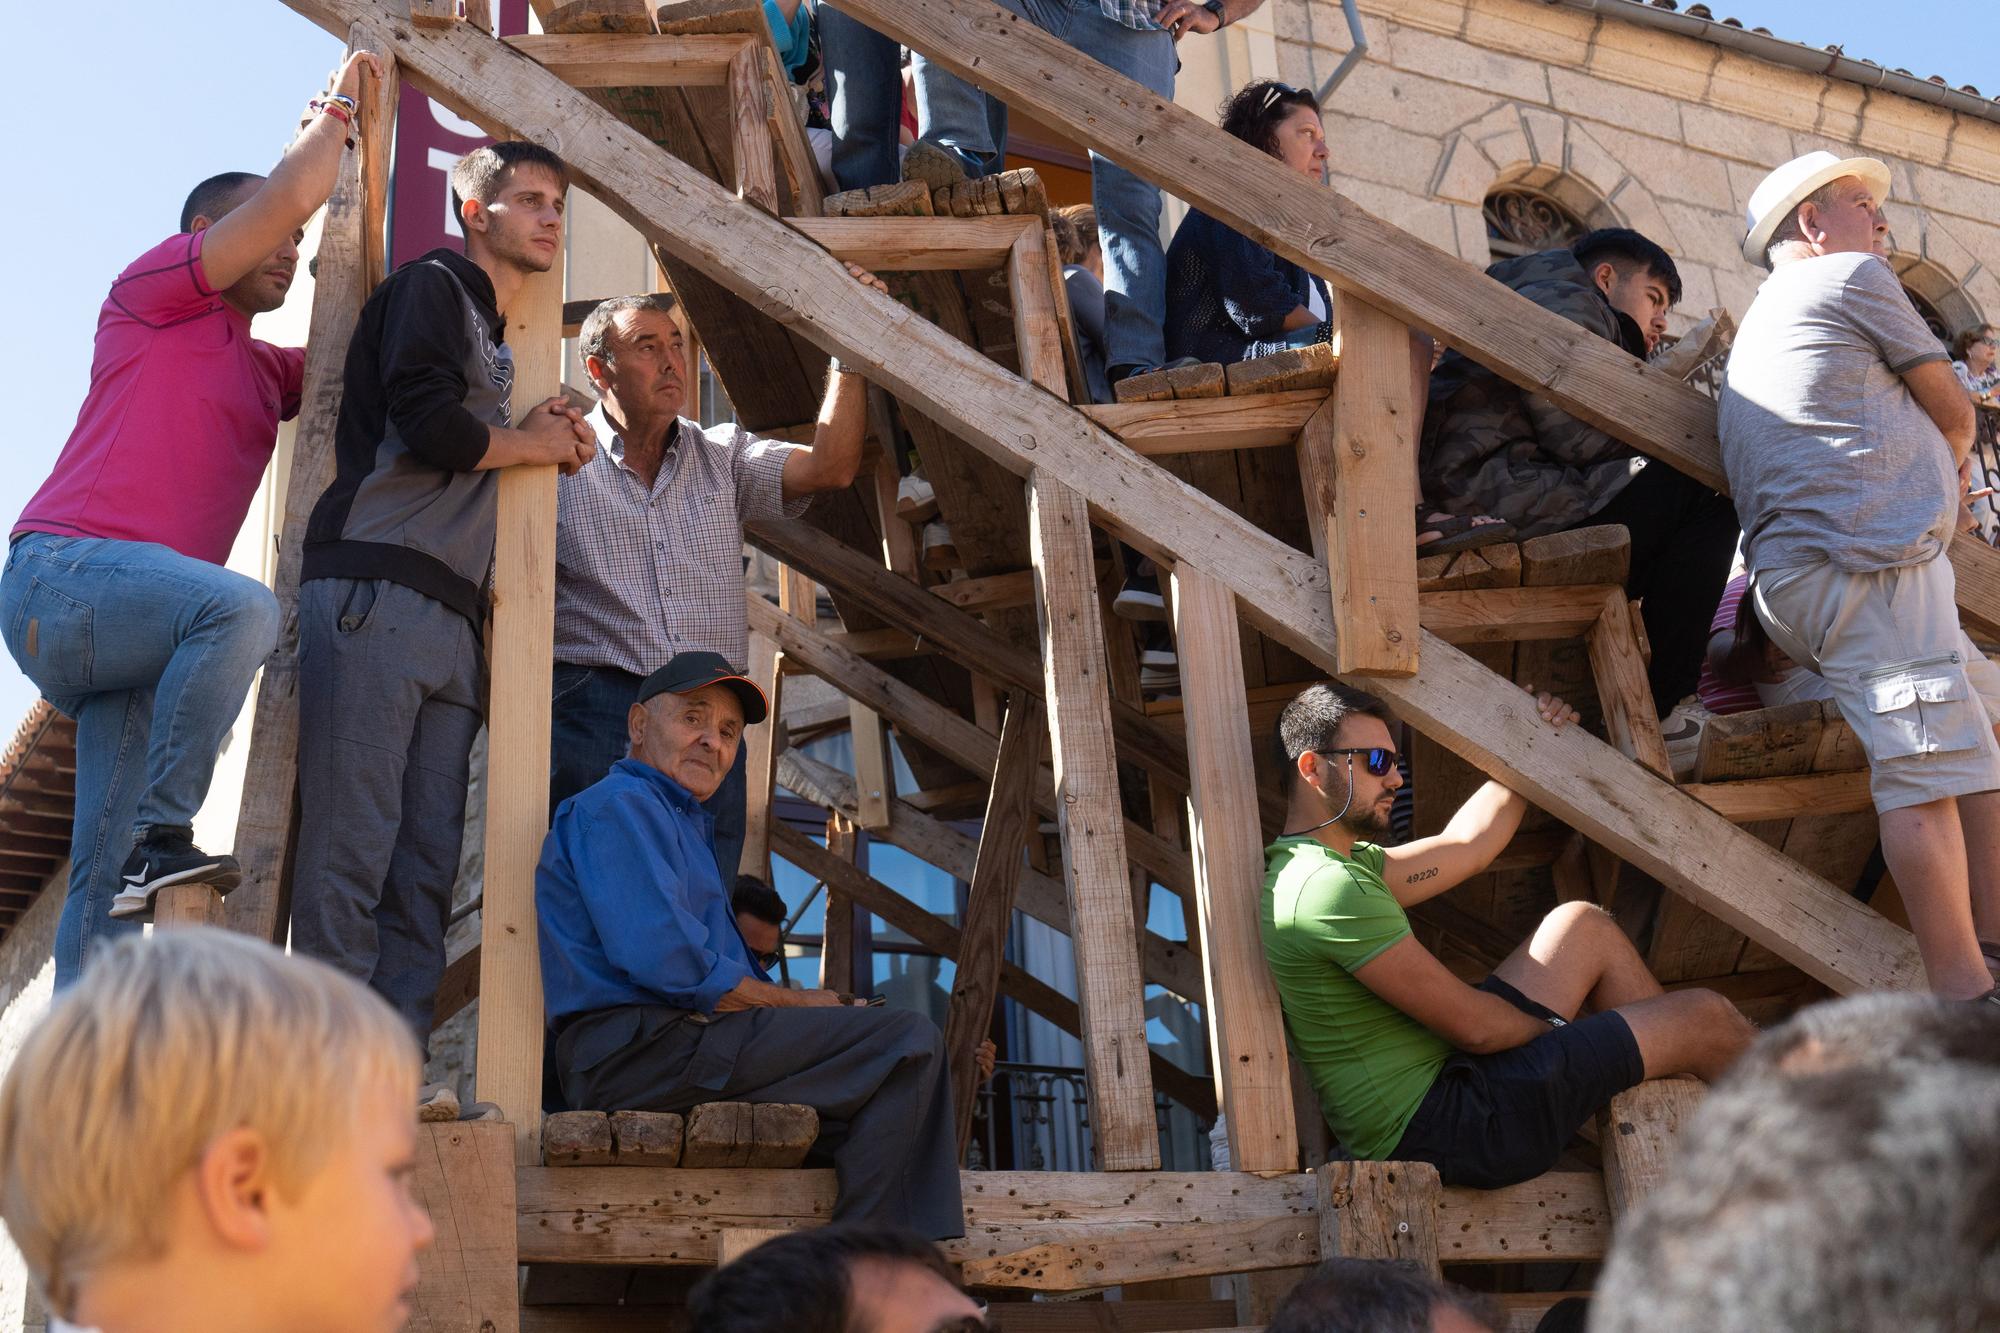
top-left (1405, 866), bottom-right (1439, 885)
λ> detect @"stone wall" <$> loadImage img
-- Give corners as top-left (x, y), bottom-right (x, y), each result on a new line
top-left (0, 877), bottom-right (62, 1332)
top-left (1271, 0), bottom-right (2000, 336)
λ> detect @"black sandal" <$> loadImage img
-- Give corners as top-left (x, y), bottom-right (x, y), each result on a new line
top-left (1418, 509), bottom-right (1516, 555)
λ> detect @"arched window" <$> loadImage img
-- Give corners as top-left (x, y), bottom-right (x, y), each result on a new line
top-left (1903, 285), bottom-right (1952, 345)
top-left (1483, 185), bottom-right (1589, 259)
top-left (1894, 256), bottom-right (1982, 349)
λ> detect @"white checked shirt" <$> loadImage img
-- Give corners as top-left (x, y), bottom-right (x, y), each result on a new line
top-left (554, 405), bottom-right (808, 673)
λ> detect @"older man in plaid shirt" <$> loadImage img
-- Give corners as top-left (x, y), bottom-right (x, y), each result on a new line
top-left (919, 0), bottom-right (1264, 391)
top-left (553, 271), bottom-right (884, 879)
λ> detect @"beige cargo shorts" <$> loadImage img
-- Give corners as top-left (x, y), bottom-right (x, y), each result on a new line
top-left (1752, 554), bottom-right (2000, 814)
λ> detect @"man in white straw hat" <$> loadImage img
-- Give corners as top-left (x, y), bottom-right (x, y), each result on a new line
top-left (1721, 150), bottom-right (1998, 1004)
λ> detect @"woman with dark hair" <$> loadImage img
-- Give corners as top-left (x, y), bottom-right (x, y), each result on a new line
top-left (1164, 80), bottom-right (1508, 553)
top-left (1165, 81), bottom-right (1333, 365)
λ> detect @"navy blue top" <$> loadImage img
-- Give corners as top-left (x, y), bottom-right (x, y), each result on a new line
top-left (536, 758), bottom-right (766, 1024)
top-left (1164, 208), bottom-right (1332, 366)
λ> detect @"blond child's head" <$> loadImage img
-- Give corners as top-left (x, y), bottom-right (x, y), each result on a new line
top-left (0, 928), bottom-right (433, 1332)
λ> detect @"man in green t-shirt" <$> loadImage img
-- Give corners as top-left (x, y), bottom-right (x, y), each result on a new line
top-left (1261, 682), bottom-right (1755, 1188)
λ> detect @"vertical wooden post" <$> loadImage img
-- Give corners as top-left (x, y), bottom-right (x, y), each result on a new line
top-left (1171, 568), bottom-right (1298, 1174)
top-left (1586, 588), bottom-right (1672, 777)
top-left (1007, 221), bottom-right (1069, 401)
top-left (738, 627), bottom-right (784, 879)
top-left (820, 811), bottom-right (857, 993)
top-left (474, 247), bottom-right (563, 1165)
top-left (729, 43), bottom-right (780, 215)
top-left (943, 690), bottom-right (1044, 1157)
top-left (407, 1120), bottom-right (519, 1333)
top-left (1316, 1160), bottom-right (1443, 1277)
top-left (1306, 296), bottom-right (1420, 677)
top-left (1027, 468), bottom-right (1159, 1170)
top-left (226, 23), bottom-right (389, 943)
top-left (1598, 1079), bottom-right (1705, 1217)
top-left (154, 885), bottom-right (224, 928)
top-left (358, 50), bottom-right (398, 293)
top-left (848, 705), bottom-right (893, 828)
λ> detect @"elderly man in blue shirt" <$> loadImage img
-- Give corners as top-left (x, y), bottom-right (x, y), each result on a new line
top-left (536, 651), bottom-right (963, 1237)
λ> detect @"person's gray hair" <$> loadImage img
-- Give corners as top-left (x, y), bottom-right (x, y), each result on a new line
top-left (1592, 993), bottom-right (2000, 1332)
top-left (579, 293), bottom-right (680, 382)
top-left (1267, 1258), bottom-right (1501, 1333)
top-left (1763, 180), bottom-right (1845, 270)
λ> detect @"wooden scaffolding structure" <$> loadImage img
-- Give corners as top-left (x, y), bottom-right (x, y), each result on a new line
top-left (163, 0), bottom-right (1992, 1324)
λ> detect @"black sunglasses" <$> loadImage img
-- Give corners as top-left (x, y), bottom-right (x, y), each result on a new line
top-left (753, 948), bottom-right (783, 970)
top-left (1316, 746), bottom-right (1399, 777)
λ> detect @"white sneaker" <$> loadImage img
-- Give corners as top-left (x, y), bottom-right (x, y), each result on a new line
top-left (1660, 702), bottom-right (1708, 781)
top-left (896, 473), bottom-right (939, 523)
top-left (922, 521), bottom-right (959, 571)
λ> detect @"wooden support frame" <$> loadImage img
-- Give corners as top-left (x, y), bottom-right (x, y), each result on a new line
top-left (1315, 296), bottom-right (1420, 677)
top-left (778, 749), bottom-right (1205, 1003)
top-left (1598, 1079), bottom-right (1705, 1217)
top-left (1171, 568), bottom-right (1297, 1174)
top-left (793, 215), bottom-right (1037, 273)
top-left (514, 1164), bottom-right (1609, 1279)
top-left (410, 1121), bottom-right (519, 1333)
top-left (474, 251), bottom-right (563, 1165)
top-left (503, 32), bottom-right (753, 86)
top-left (1082, 389), bottom-right (1328, 454)
top-left (1317, 1161), bottom-right (1443, 1276)
top-left (819, 811), bottom-right (857, 993)
top-left (944, 691), bottom-right (1043, 1155)
top-left (1027, 471), bottom-right (1158, 1170)
top-left (728, 41), bottom-right (779, 214)
top-left (228, 21), bottom-right (393, 941)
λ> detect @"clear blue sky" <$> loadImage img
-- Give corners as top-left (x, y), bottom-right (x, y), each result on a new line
top-left (0, 1), bottom-right (1987, 728)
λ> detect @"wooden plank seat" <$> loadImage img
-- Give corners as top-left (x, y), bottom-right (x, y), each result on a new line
top-left (541, 1104), bottom-right (818, 1169)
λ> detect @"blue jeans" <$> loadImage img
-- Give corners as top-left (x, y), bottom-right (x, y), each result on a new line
top-left (549, 662), bottom-right (749, 882)
top-left (921, 0), bottom-right (1175, 374)
top-left (0, 533), bottom-right (280, 987)
top-left (817, 3), bottom-right (999, 191)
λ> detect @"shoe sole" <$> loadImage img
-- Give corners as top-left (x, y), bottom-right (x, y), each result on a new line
top-left (1112, 592), bottom-right (1168, 622)
top-left (108, 862), bottom-right (244, 921)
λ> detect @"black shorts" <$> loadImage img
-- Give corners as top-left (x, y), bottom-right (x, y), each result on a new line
top-left (1388, 976), bottom-right (1644, 1189)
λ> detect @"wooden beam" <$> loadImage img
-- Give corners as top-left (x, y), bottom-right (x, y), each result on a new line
top-left (770, 822), bottom-right (1212, 1114)
top-left (728, 41), bottom-right (779, 214)
top-left (1007, 219), bottom-right (1068, 400)
top-left (474, 249), bottom-right (563, 1165)
top-left (1598, 1079), bottom-right (1705, 1217)
top-left (931, 569), bottom-right (1039, 613)
top-left (1316, 1160), bottom-right (1442, 1276)
top-left (1028, 470), bottom-right (1158, 1170)
top-left (358, 43), bottom-right (398, 293)
top-left (1418, 586), bottom-right (1614, 646)
top-left (155, 883), bottom-right (223, 929)
top-left (819, 812), bottom-right (856, 993)
top-left (1683, 770), bottom-right (1875, 823)
top-left (503, 32), bottom-right (749, 86)
top-left (778, 749), bottom-right (1205, 1001)
top-left (738, 627), bottom-right (783, 877)
top-left (273, 0), bottom-right (1921, 1006)
top-left (1585, 588), bottom-right (1673, 777)
top-left (945, 692), bottom-right (1043, 1156)
top-left (409, 0), bottom-right (459, 26)
top-left (791, 215), bottom-right (1035, 272)
top-left (226, 19), bottom-right (384, 943)
top-left (760, 43), bottom-right (824, 217)
top-left (1081, 389), bottom-right (1326, 454)
top-left (961, 1216), bottom-right (1317, 1290)
top-left (1318, 297), bottom-right (1419, 676)
top-left (411, 1121), bottom-right (519, 1333)
top-left (1171, 568), bottom-right (1297, 1174)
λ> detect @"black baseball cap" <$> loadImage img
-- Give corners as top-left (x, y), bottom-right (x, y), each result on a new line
top-left (636, 651), bottom-right (769, 724)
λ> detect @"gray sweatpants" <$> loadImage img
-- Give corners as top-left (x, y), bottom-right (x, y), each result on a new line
top-left (555, 1003), bottom-right (965, 1239)
top-left (292, 578), bottom-right (483, 1050)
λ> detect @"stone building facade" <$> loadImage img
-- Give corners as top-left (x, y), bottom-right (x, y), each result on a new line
top-left (1266, 0), bottom-right (2000, 343)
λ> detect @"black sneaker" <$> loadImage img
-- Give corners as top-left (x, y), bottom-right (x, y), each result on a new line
top-left (110, 827), bottom-right (242, 922)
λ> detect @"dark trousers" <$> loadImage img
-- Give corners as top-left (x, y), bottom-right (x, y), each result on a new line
top-left (556, 1004), bottom-right (966, 1239)
top-left (549, 661), bottom-right (748, 881)
top-left (1585, 461), bottom-right (1739, 717)
top-left (293, 579), bottom-right (484, 1053)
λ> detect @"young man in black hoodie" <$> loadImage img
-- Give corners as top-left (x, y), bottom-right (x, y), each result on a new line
top-left (291, 141), bottom-right (593, 1064)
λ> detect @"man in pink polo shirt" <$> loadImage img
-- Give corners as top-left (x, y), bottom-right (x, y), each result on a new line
top-left (1, 50), bottom-right (381, 986)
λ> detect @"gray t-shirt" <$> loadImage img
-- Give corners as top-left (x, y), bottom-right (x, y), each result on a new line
top-left (1719, 251), bottom-right (1953, 574)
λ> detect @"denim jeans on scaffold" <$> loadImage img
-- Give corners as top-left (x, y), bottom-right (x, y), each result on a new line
top-left (549, 661), bottom-right (750, 882)
top-left (918, 0), bottom-right (1176, 375)
top-left (0, 533), bottom-right (280, 987)
top-left (817, 3), bottom-right (1000, 191)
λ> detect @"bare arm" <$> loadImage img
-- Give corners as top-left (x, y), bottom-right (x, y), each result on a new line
top-left (1378, 781), bottom-right (1527, 908)
top-left (1904, 359), bottom-right (1979, 464)
top-left (782, 264), bottom-right (886, 500)
top-left (713, 977), bottom-right (850, 1010)
top-left (200, 50), bottom-right (383, 293)
top-left (1377, 689), bottom-right (1578, 907)
top-left (1352, 934), bottom-right (1550, 1055)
